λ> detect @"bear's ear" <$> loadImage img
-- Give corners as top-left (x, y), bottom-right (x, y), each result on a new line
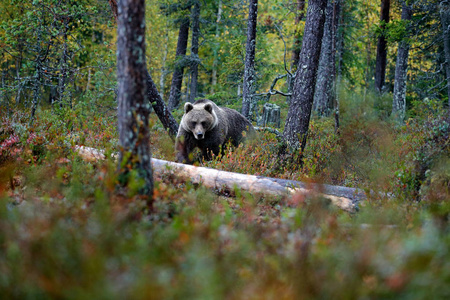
top-left (185, 102), bottom-right (194, 113)
top-left (204, 103), bottom-right (213, 114)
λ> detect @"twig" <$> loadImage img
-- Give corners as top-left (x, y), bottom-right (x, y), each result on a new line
top-left (274, 23), bottom-right (293, 77)
top-left (254, 126), bottom-right (285, 142)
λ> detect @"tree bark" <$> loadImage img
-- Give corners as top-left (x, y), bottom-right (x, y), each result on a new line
top-left (314, 0), bottom-right (340, 117)
top-left (261, 103), bottom-right (281, 128)
top-left (108, 0), bottom-right (119, 20)
top-left (146, 69), bottom-right (179, 138)
top-left (334, 0), bottom-right (345, 134)
top-left (58, 17), bottom-right (69, 108)
top-left (291, 1), bottom-right (306, 70)
top-left (440, 1), bottom-right (450, 109)
top-left (117, 0), bottom-right (153, 198)
top-left (392, 2), bottom-right (412, 121)
top-left (31, 63), bottom-right (41, 122)
top-left (107, 0), bottom-right (179, 139)
top-left (283, 0), bottom-right (327, 153)
top-left (75, 146), bottom-right (366, 212)
top-left (189, 1), bottom-right (201, 103)
top-left (159, 31), bottom-right (169, 99)
top-left (168, 17), bottom-right (190, 110)
top-left (210, 0), bottom-right (223, 94)
top-left (241, 0), bottom-right (258, 120)
top-left (31, 28), bottom-right (44, 122)
top-left (374, 0), bottom-right (390, 93)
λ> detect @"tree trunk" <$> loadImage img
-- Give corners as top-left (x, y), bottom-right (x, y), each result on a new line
top-left (146, 70), bottom-right (179, 138)
top-left (189, 1), bottom-right (201, 103)
top-left (31, 28), bottom-right (44, 122)
top-left (314, 0), bottom-right (340, 117)
top-left (108, 0), bottom-right (118, 20)
top-left (291, 1), bottom-right (306, 70)
top-left (107, 0), bottom-right (179, 139)
top-left (261, 103), bottom-right (281, 128)
top-left (1, 70), bottom-right (5, 110)
top-left (374, 0), bottom-right (390, 93)
top-left (210, 0), bottom-right (223, 94)
top-left (168, 17), bottom-right (190, 110)
top-left (86, 68), bottom-right (91, 92)
top-left (283, 0), bottom-right (327, 153)
top-left (117, 0), bottom-right (153, 199)
top-left (392, 2), bottom-right (412, 121)
top-left (440, 1), bottom-right (450, 109)
top-left (159, 31), bottom-right (169, 99)
top-left (334, 0), bottom-right (345, 134)
top-left (58, 17), bottom-right (69, 108)
top-left (241, 0), bottom-right (258, 120)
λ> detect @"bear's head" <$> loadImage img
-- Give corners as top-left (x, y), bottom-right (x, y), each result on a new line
top-left (181, 102), bottom-right (218, 140)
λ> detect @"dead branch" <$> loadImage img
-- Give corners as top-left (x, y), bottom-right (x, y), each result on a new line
top-left (254, 74), bottom-right (292, 99)
top-left (254, 126), bottom-right (284, 142)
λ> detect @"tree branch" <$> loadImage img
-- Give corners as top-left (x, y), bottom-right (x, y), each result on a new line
top-left (254, 126), bottom-right (284, 141)
top-left (274, 23), bottom-right (293, 77)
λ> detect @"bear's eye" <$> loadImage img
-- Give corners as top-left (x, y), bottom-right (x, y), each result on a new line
top-left (191, 121), bottom-right (196, 127)
top-left (201, 121), bottom-right (206, 127)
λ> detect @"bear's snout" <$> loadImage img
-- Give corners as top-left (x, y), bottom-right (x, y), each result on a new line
top-left (195, 132), bottom-right (204, 140)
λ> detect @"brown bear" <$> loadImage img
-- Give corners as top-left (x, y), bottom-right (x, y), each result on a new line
top-left (175, 99), bottom-right (255, 164)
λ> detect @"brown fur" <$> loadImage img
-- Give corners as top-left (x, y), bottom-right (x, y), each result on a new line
top-left (175, 99), bottom-right (255, 163)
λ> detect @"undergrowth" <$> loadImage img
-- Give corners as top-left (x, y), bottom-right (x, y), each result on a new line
top-left (0, 93), bottom-right (449, 298)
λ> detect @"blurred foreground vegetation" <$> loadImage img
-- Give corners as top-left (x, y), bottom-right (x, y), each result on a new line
top-left (1, 90), bottom-right (449, 298)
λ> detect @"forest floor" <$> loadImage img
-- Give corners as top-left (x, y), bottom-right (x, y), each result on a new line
top-left (0, 104), bottom-right (449, 298)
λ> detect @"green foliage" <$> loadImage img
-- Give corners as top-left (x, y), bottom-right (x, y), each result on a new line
top-left (385, 19), bottom-right (412, 43)
top-left (0, 0), bottom-right (116, 116)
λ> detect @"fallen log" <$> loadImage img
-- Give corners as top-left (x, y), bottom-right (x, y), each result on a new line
top-left (74, 146), bottom-right (366, 212)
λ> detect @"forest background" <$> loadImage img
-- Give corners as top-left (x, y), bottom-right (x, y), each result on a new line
top-left (0, 0), bottom-right (449, 298)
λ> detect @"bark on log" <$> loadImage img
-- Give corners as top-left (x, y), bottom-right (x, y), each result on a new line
top-left (74, 146), bottom-right (366, 212)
